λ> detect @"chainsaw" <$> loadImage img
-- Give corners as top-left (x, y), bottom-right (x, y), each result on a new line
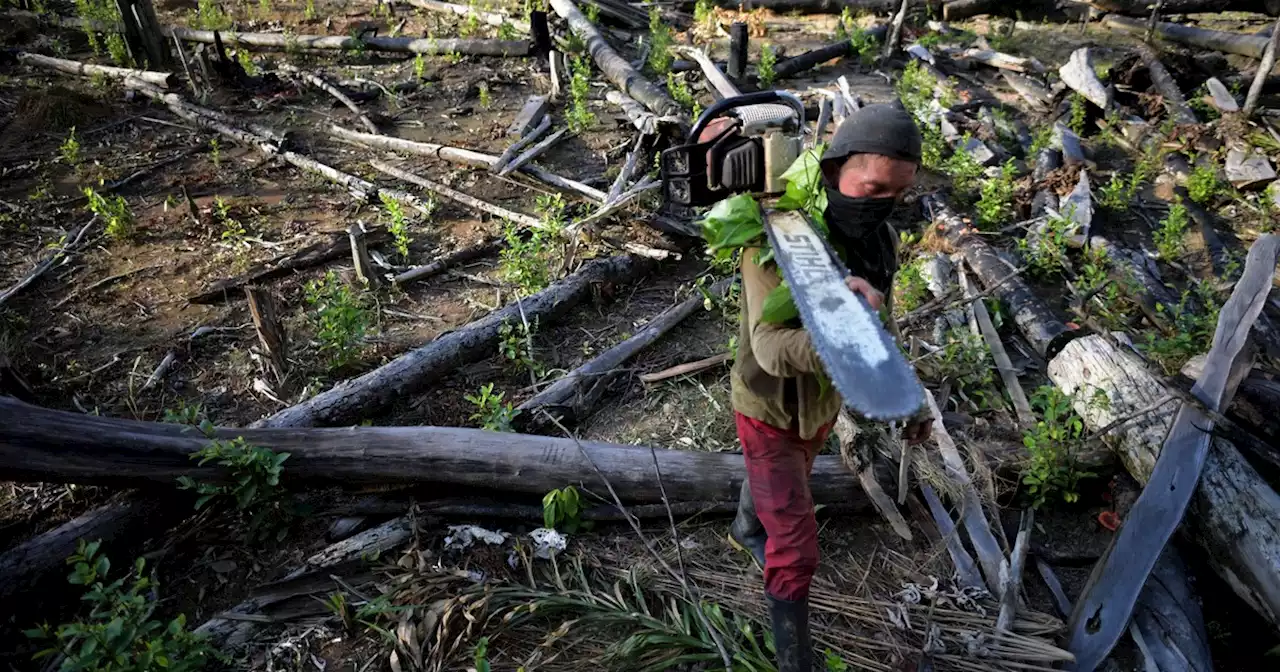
top-left (660, 92), bottom-right (926, 422)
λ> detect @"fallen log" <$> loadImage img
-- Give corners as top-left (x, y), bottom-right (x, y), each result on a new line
top-left (279, 64), bottom-right (378, 134)
top-left (187, 229), bottom-right (390, 304)
top-left (1132, 548), bottom-right (1214, 672)
top-left (1134, 44), bottom-right (1197, 126)
top-left (517, 277), bottom-right (733, 429)
top-left (254, 255), bottom-right (652, 428)
top-left (1049, 245), bottom-right (1280, 636)
top-left (0, 218), bottom-right (95, 307)
top-left (371, 160), bottom-right (544, 229)
top-left (927, 196), bottom-right (1075, 358)
top-left (1085, 0), bottom-right (1251, 14)
top-left (548, 0), bottom-right (682, 119)
top-left (638, 353), bottom-right (732, 383)
top-left (959, 49), bottom-right (1043, 74)
top-left (0, 492), bottom-right (190, 603)
top-left (0, 397), bottom-right (871, 507)
top-left (959, 267), bottom-right (1034, 428)
top-left (774, 26), bottom-right (889, 80)
top-left (17, 51), bottom-right (175, 87)
top-left (393, 237), bottom-right (501, 286)
top-left (1246, 17), bottom-right (1280, 117)
top-left (1182, 354), bottom-right (1280, 448)
top-left (1002, 72), bottom-right (1053, 111)
top-left (943, 0), bottom-right (1001, 20)
top-left (403, 0), bottom-right (529, 31)
top-left (329, 124), bottom-right (606, 203)
top-left (1104, 14), bottom-right (1270, 59)
top-left (168, 27), bottom-right (529, 56)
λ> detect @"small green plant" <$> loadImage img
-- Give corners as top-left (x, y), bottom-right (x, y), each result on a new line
top-left (163, 400), bottom-right (206, 426)
top-left (920, 122), bottom-right (945, 172)
top-left (1017, 212), bottom-right (1074, 278)
top-left (1068, 92), bottom-right (1087, 136)
top-left (497, 20), bottom-right (517, 40)
top-left (85, 187), bottom-right (133, 241)
top-left (583, 0), bottom-right (600, 22)
top-left (498, 319), bottom-right (544, 378)
top-left (477, 81), bottom-right (492, 108)
top-left (1154, 199), bottom-right (1189, 260)
top-left (24, 541), bottom-right (220, 671)
top-left (195, 0), bottom-right (231, 30)
top-left (474, 636), bottom-right (492, 672)
top-left (209, 136), bottom-right (221, 168)
top-left (213, 196), bottom-right (246, 242)
top-left (535, 192), bottom-right (566, 231)
top-left (413, 52), bottom-right (427, 79)
top-left (236, 50), bottom-right (257, 76)
top-left (975, 160), bottom-right (1017, 229)
top-left (1141, 282), bottom-right (1221, 375)
top-left (1021, 385), bottom-right (1093, 508)
top-left (445, 49), bottom-right (464, 64)
top-left (60, 126), bottom-right (81, 166)
top-left (1186, 162), bottom-right (1224, 205)
top-left (380, 192), bottom-right (413, 260)
top-left (647, 5), bottom-right (673, 75)
top-left (259, 0), bottom-right (272, 14)
top-left (176, 435), bottom-right (294, 541)
top-left (825, 649), bottom-right (851, 672)
top-left (1029, 125), bottom-right (1053, 155)
top-left (847, 26), bottom-right (879, 65)
top-left (667, 73), bottom-right (700, 117)
top-left (941, 137), bottom-right (985, 200)
top-left (1074, 246), bottom-right (1132, 332)
top-left (934, 327), bottom-right (997, 409)
top-left (304, 271), bottom-right (372, 368)
top-left (567, 55), bottom-right (595, 132)
top-left (892, 258), bottom-right (929, 315)
top-left (465, 383), bottom-right (520, 432)
top-left (1098, 169), bottom-right (1146, 213)
top-left (460, 11), bottom-right (481, 38)
top-left (895, 59), bottom-right (936, 119)
top-left (304, 0), bottom-right (315, 20)
top-left (500, 220), bottom-right (554, 293)
top-left (757, 44), bottom-right (777, 88)
top-left (542, 485), bottom-right (583, 532)
top-left (694, 0), bottom-right (715, 35)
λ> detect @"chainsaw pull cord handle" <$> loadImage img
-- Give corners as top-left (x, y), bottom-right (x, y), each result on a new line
top-left (685, 90), bottom-right (807, 144)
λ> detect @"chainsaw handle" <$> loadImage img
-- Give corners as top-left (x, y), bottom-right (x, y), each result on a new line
top-left (686, 90), bottom-right (806, 143)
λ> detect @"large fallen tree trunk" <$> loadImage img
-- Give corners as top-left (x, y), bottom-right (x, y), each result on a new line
top-left (1104, 14), bottom-right (1271, 59)
top-left (17, 51), bottom-right (175, 87)
top-left (774, 26), bottom-right (889, 80)
top-left (928, 196), bottom-right (1075, 358)
top-left (0, 492), bottom-right (189, 603)
top-left (404, 0), bottom-right (530, 31)
top-left (1085, 0), bottom-right (1252, 14)
top-left (516, 277), bottom-right (733, 429)
top-left (168, 27), bottom-right (529, 56)
top-left (255, 255), bottom-right (652, 428)
top-left (1060, 235), bottom-right (1279, 669)
top-left (0, 397), bottom-right (870, 507)
top-left (548, 0), bottom-right (682, 119)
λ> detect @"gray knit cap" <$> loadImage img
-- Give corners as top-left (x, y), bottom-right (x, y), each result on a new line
top-left (821, 103), bottom-right (923, 168)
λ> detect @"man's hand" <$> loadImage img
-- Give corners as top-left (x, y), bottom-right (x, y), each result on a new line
top-left (904, 417), bottom-right (932, 445)
top-left (845, 276), bottom-right (884, 311)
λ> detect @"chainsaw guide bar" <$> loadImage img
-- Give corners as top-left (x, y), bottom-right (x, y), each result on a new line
top-left (762, 209), bottom-right (926, 421)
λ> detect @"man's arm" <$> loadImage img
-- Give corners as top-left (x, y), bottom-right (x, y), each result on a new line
top-left (742, 247), bottom-right (827, 378)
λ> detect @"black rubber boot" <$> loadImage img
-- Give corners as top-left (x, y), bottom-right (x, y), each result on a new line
top-left (727, 479), bottom-right (767, 569)
top-left (768, 593), bottom-right (812, 672)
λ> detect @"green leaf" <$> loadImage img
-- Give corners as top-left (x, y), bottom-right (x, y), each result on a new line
top-left (774, 178), bottom-right (810, 211)
top-left (700, 193), bottom-right (764, 251)
top-left (544, 502), bottom-right (558, 529)
top-left (760, 282), bottom-right (799, 324)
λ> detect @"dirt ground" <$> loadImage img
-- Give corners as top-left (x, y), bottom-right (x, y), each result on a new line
top-left (2, 1), bottom-right (1280, 671)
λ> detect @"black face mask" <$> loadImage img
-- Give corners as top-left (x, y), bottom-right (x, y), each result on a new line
top-left (823, 186), bottom-right (896, 240)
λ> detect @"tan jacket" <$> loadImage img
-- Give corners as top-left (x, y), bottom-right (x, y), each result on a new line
top-left (730, 247), bottom-right (900, 440)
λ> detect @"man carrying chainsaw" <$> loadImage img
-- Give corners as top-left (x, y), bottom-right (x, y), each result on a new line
top-left (714, 103), bottom-right (932, 671)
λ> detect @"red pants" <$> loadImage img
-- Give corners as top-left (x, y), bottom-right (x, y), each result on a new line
top-left (736, 412), bottom-right (833, 601)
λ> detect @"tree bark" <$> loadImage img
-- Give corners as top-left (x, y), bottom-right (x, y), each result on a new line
top-left (167, 27), bottom-right (529, 56)
top-left (516, 277), bottom-right (733, 429)
top-left (1245, 17), bottom-right (1280, 117)
top-left (943, 0), bottom-right (1001, 20)
top-left (1048, 335), bottom-right (1280, 632)
top-left (254, 255), bottom-right (652, 428)
top-left (17, 51), bottom-right (175, 87)
top-left (393, 238), bottom-right (502, 286)
top-left (0, 397), bottom-right (870, 507)
top-left (928, 196), bottom-right (1076, 358)
top-left (1086, 0), bottom-right (1247, 14)
top-left (403, 0), bottom-right (529, 31)
top-left (1104, 14), bottom-right (1270, 59)
top-left (548, 0), bottom-right (682, 119)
